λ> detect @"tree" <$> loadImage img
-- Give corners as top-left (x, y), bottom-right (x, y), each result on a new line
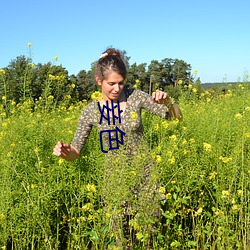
top-left (32, 62), bottom-right (69, 103)
top-left (77, 68), bottom-right (98, 101)
top-left (127, 63), bottom-right (150, 92)
top-left (5, 55), bottom-right (33, 102)
top-left (171, 59), bottom-right (192, 86)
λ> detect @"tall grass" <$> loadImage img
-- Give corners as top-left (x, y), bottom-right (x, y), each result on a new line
top-left (0, 83), bottom-right (249, 249)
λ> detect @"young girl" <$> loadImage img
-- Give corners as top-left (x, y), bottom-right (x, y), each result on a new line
top-left (53, 48), bottom-right (182, 247)
top-left (53, 48), bottom-right (182, 159)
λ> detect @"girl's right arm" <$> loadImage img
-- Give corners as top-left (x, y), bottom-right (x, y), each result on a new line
top-left (53, 141), bottom-right (80, 161)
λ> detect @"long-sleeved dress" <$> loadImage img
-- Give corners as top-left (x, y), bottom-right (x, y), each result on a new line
top-left (71, 88), bottom-right (169, 154)
top-left (71, 88), bottom-right (171, 234)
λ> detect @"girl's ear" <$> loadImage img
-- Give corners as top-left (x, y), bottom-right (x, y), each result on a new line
top-left (95, 76), bottom-right (102, 86)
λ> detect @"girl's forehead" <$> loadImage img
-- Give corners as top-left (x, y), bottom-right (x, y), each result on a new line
top-left (105, 71), bottom-right (124, 81)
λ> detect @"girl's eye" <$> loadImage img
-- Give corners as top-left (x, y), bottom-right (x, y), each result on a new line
top-left (109, 82), bottom-right (124, 86)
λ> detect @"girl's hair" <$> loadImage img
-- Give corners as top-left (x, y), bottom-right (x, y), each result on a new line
top-left (95, 48), bottom-right (127, 81)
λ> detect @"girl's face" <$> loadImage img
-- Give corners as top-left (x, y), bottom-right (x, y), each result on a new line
top-left (96, 71), bottom-right (125, 102)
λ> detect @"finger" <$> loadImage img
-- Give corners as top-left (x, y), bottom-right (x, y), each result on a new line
top-left (162, 92), bottom-right (168, 100)
top-left (53, 147), bottom-right (61, 156)
top-left (62, 143), bottom-right (70, 149)
top-left (152, 92), bottom-right (156, 100)
top-left (155, 92), bottom-right (159, 101)
top-left (53, 141), bottom-right (64, 156)
top-left (156, 91), bottom-right (164, 102)
top-left (159, 93), bottom-right (168, 104)
top-left (159, 91), bottom-right (164, 100)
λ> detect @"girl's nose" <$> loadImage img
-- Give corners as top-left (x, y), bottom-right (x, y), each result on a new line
top-left (114, 84), bottom-right (120, 92)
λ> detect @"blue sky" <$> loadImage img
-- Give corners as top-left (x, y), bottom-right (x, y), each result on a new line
top-left (1, 0), bottom-right (249, 83)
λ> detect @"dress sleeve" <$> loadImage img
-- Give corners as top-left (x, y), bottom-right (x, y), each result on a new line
top-left (136, 90), bottom-right (170, 119)
top-left (71, 103), bottom-right (94, 152)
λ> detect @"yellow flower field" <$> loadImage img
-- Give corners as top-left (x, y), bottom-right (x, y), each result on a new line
top-left (0, 82), bottom-right (249, 249)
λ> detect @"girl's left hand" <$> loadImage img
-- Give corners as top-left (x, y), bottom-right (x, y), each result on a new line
top-left (152, 91), bottom-right (171, 104)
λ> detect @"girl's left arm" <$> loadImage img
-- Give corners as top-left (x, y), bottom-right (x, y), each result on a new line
top-left (139, 90), bottom-right (182, 120)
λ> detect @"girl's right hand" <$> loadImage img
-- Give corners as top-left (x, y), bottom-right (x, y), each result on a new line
top-left (53, 141), bottom-right (71, 158)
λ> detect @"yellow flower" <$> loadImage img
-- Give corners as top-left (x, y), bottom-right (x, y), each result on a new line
top-left (105, 212), bottom-right (111, 218)
top-left (91, 91), bottom-right (103, 101)
top-left (169, 134), bottom-right (177, 141)
top-left (168, 156), bottom-right (175, 165)
top-left (234, 113), bottom-right (242, 120)
top-left (178, 79), bottom-right (183, 85)
top-left (135, 79), bottom-right (140, 83)
top-left (222, 190), bottom-right (230, 197)
top-left (133, 84), bottom-right (138, 89)
top-left (171, 118), bottom-right (179, 126)
top-left (203, 142), bottom-right (212, 152)
top-left (34, 147), bottom-right (41, 153)
top-left (195, 207), bottom-right (203, 216)
top-left (161, 120), bottom-right (169, 129)
top-left (208, 171), bottom-right (217, 180)
top-left (245, 106), bottom-right (250, 112)
top-left (2, 96), bottom-right (6, 100)
top-left (130, 111), bottom-right (138, 121)
top-left (48, 74), bottom-right (55, 80)
top-left (189, 138), bottom-right (195, 144)
top-left (214, 209), bottom-right (223, 216)
top-left (192, 88), bottom-right (197, 93)
top-left (165, 193), bottom-right (172, 199)
top-left (48, 95), bottom-right (54, 100)
top-left (154, 123), bottom-right (159, 131)
top-left (155, 155), bottom-right (162, 164)
top-left (87, 215), bottom-right (94, 221)
top-left (71, 83), bottom-right (76, 89)
top-left (0, 69), bottom-right (6, 75)
top-left (219, 156), bottom-right (232, 164)
top-left (28, 42), bottom-right (32, 47)
top-left (58, 158), bottom-right (65, 165)
top-left (86, 184), bottom-right (97, 193)
top-left (237, 189), bottom-right (243, 196)
top-left (193, 69), bottom-right (198, 74)
top-left (159, 186), bottom-right (166, 194)
top-left (232, 204), bottom-right (239, 211)
top-left (130, 171), bottom-right (136, 176)
top-left (0, 213), bottom-right (5, 221)
top-left (54, 56), bottom-right (58, 62)
top-left (188, 84), bottom-right (193, 89)
top-left (2, 122), bottom-right (8, 128)
top-left (81, 203), bottom-right (93, 212)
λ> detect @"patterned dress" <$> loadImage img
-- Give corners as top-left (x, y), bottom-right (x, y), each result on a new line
top-left (71, 88), bottom-right (169, 154)
top-left (71, 88), bottom-right (172, 240)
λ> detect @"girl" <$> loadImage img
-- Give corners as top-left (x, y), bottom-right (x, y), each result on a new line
top-left (53, 48), bottom-right (182, 159)
top-left (53, 48), bottom-right (182, 247)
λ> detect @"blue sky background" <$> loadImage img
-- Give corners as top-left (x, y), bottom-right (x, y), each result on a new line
top-left (1, 0), bottom-right (249, 83)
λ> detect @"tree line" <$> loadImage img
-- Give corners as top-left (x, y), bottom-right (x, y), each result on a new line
top-left (0, 51), bottom-right (200, 106)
